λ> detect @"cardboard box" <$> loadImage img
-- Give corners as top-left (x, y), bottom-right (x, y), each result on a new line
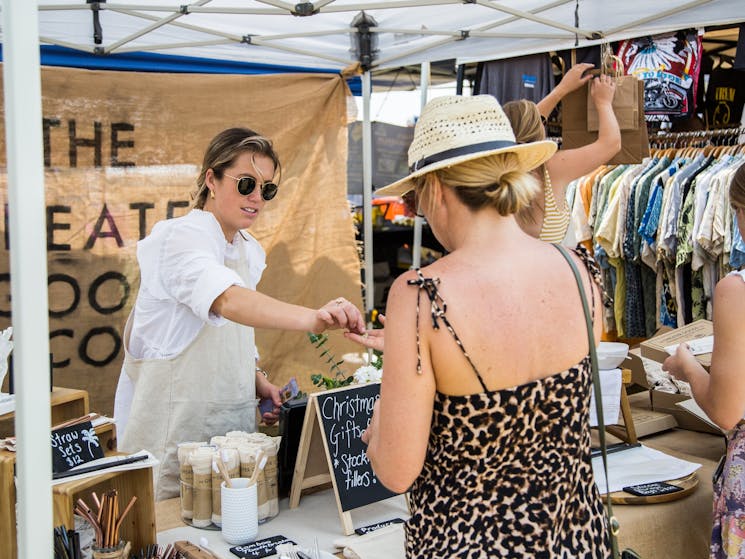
top-left (650, 389), bottom-right (723, 436)
top-left (624, 348), bottom-right (649, 389)
top-left (639, 319), bottom-right (712, 371)
top-left (626, 407), bottom-right (678, 438)
top-left (624, 343), bottom-right (722, 435)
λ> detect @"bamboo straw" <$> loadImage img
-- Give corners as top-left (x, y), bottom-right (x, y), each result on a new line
top-left (248, 450), bottom-right (267, 486)
top-left (216, 453), bottom-right (232, 488)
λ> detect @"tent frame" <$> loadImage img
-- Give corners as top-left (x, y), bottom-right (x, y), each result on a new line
top-left (6, 1), bottom-right (745, 556)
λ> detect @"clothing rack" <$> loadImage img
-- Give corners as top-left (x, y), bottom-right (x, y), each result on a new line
top-left (546, 126), bottom-right (744, 152)
top-left (648, 127), bottom-right (745, 149)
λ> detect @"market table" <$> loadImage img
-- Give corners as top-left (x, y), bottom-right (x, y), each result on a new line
top-left (613, 430), bottom-right (721, 558)
top-left (155, 429), bottom-right (723, 559)
top-left (157, 488), bottom-right (407, 558)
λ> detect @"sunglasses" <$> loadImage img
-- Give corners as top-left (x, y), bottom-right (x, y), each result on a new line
top-left (223, 172), bottom-right (278, 201)
top-left (402, 189), bottom-right (424, 217)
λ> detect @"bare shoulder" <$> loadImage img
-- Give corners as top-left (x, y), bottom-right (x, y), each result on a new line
top-left (714, 274), bottom-right (745, 315)
top-left (388, 268), bottom-right (423, 299)
top-left (715, 273), bottom-right (745, 302)
top-left (385, 269), bottom-right (429, 319)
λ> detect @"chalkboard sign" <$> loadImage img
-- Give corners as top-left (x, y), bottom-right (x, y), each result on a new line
top-left (289, 383), bottom-right (400, 535)
top-left (355, 517), bottom-right (405, 535)
top-left (315, 383), bottom-right (397, 511)
top-left (230, 535), bottom-right (296, 558)
top-left (51, 420), bottom-right (104, 474)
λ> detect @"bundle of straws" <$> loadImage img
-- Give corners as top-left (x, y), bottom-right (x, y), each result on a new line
top-left (74, 490), bottom-right (137, 549)
top-left (53, 525), bottom-right (80, 559)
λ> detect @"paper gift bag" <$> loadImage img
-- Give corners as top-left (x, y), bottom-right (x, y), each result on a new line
top-left (562, 78), bottom-right (649, 165)
top-left (587, 75), bottom-right (639, 131)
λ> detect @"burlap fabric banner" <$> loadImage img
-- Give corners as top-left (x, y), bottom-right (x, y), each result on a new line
top-left (0, 65), bottom-right (363, 414)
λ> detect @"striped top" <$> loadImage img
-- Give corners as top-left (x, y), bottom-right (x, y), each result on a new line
top-left (539, 167), bottom-right (571, 243)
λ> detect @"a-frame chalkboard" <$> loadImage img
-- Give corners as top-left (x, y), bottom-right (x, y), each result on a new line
top-left (288, 383), bottom-right (398, 534)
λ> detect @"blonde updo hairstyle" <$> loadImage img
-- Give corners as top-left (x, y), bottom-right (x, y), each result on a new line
top-left (191, 127), bottom-right (281, 209)
top-left (413, 151), bottom-right (540, 217)
top-left (502, 99), bottom-right (546, 144)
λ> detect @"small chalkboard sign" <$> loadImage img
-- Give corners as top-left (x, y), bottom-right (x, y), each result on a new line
top-left (51, 420), bottom-right (104, 474)
top-left (622, 481), bottom-right (683, 497)
top-left (289, 383), bottom-right (399, 535)
top-left (355, 517), bottom-right (405, 535)
top-left (229, 535), bottom-right (296, 558)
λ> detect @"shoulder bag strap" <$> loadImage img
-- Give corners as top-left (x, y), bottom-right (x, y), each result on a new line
top-left (553, 243), bottom-right (621, 558)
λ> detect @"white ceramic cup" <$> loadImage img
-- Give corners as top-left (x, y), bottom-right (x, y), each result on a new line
top-left (221, 478), bottom-right (258, 545)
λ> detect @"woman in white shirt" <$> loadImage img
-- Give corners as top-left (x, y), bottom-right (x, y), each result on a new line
top-left (663, 163), bottom-right (745, 559)
top-left (114, 127), bottom-right (365, 499)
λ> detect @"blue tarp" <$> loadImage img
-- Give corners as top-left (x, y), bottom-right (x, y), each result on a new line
top-left (0, 45), bottom-right (362, 95)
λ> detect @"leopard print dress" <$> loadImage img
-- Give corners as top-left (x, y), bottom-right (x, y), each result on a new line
top-left (404, 248), bottom-right (610, 558)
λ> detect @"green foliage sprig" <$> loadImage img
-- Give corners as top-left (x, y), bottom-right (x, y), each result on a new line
top-left (307, 332), bottom-right (354, 389)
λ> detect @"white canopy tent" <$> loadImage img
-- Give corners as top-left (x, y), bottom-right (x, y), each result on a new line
top-left (4, 1), bottom-right (745, 556)
top-left (31, 0), bottom-right (745, 71)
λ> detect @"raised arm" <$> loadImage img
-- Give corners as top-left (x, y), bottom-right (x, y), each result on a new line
top-left (547, 74), bottom-right (621, 187)
top-left (536, 62), bottom-right (594, 119)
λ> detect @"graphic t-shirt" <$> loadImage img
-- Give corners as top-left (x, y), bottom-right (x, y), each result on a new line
top-left (617, 29), bottom-right (704, 123)
top-left (705, 69), bottom-right (745, 128)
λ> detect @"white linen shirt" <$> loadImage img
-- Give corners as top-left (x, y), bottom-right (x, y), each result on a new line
top-left (128, 209), bottom-right (266, 360)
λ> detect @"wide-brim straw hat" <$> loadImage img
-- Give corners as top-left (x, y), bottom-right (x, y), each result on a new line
top-left (375, 95), bottom-right (557, 197)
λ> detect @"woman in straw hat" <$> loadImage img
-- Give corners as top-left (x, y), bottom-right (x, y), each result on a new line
top-left (352, 95), bottom-right (609, 557)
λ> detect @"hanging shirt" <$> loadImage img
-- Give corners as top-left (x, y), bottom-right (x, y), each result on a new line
top-left (705, 69), bottom-right (745, 128)
top-left (617, 30), bottom-right (703, 123)
top-left (475, 53), bottom-right (553, 104)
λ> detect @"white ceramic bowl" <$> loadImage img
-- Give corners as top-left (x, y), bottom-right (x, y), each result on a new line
top-left (596, 342), bottom-right (629, 370)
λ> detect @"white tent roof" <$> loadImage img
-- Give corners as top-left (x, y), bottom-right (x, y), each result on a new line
top-left (34, 0), bottom-right (745, 72)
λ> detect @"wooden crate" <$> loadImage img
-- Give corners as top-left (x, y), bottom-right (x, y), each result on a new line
top-left (0, 422), bottom-right (154, 558)
top-left (0, 387), bottom-right (89, 438)
top-left (0, 450), bottom-right (156, 558)
top-left (52, 464), bottom-right (157, 553)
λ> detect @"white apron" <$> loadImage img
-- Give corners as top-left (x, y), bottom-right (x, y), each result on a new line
top-left (118, 247), bottom-right (256, 501)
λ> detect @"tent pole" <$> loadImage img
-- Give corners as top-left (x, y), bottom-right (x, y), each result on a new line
top-left (456, 63), bottom-right (465, 95)
top-left (362, 70), bottom-right (375, 323)
top-left (2, 1), bottom-right (54, 558)
top-left (411, 61), bottom-right (429, 270)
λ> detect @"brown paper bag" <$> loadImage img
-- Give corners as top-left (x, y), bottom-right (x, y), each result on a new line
top-left (587, 75), bottom-right (640, 131)
top-left (562, 78), bottom-right (649, 165)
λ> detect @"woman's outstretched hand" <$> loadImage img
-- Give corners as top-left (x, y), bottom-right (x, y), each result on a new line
top-left (314, 297), bottom-right (366, 335)
top-left (345, 314), bottom-right (385, 352)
